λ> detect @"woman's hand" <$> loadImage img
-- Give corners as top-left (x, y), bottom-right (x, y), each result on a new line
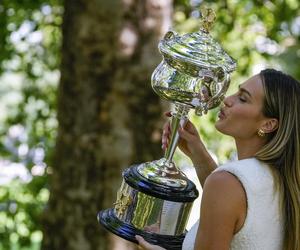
top-left (162, 112), bottom-right (206, 164)
top-left (135, 235), bottom-right (166, 250)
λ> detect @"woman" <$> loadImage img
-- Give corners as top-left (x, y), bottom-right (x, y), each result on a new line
top-left (135, 69), bottom-right (300, 250)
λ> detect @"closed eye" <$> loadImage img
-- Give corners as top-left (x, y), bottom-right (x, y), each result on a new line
top-left (239, 97), bottom-right (247, 102)
top-left (238, 92), bottom-right (247, 102)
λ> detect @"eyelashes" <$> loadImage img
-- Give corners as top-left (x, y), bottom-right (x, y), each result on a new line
top-left (239, 97), bottom-right (247, 102)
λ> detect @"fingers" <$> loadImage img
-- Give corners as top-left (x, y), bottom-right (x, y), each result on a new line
top-left (178, 126), bottom-right (195, 141)
top-left (135, 235), bottom-right (150, 249)
top-left (162, 111), bottom-right (171, 150)
top-left (164, 111), bottom-right (172, 117)
top-left (162, 122), bottom-right (170, 150)
top-left (161, 112), bottom-right (199, 150)
top-left (183, 120), bottom-right (199, 135)
top-left (162, 121), bottom-right (197, 149)
top-left (135, 235), bottom-right (163, 250)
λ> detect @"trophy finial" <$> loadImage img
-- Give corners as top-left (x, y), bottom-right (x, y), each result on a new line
top-left (199, 6), bottom-right (216, 33)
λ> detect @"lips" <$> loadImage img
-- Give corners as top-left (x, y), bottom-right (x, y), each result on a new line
top-left (218, 108), bottom-right (226, 119)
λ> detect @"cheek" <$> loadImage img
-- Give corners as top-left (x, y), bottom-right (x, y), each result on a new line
top-left (215, 108), bottom-right (261, 136)
top-left (231, 105), bottom-right (262, 123)
top-left (235, 111), bottom-right (256, 122)
top-left (216, 119), bottom-right (255, 138)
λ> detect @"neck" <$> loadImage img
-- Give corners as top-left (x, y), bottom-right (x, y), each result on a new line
top-left (235, 137), bottom-right (266, 160)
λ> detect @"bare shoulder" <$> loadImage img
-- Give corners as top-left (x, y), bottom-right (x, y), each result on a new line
top-left (203, 170), bottom-right (246, 208)
top-left (204, 170), bottom-right (244, 193)
top-left (194, 170), bottom-right (247, 249)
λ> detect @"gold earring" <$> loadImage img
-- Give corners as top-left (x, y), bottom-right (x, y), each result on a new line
top-left (257, 129), bottom-right (266, 137)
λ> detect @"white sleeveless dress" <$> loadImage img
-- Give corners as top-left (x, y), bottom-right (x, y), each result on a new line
top-left (182, 158), bottom-right (284, 250)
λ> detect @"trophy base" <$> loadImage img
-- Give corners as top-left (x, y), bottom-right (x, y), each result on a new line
top-left (98, 208), bottom-right (185, 250)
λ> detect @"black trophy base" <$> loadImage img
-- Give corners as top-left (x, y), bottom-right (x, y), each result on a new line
top-left (98, 208), bottom-right (185, 250)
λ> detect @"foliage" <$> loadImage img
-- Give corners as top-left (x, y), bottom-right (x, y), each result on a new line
top-left (0, 1), bottom-right (61, 249)
top-left (0, 0), bottom-right (299, 249)
top-left (0, 179), bottom-right (48, 250)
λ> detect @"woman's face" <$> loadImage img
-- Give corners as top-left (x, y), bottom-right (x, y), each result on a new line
top-left (215, 74), bottom-right (266, 140)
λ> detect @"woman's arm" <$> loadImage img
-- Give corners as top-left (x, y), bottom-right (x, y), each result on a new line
top-left (178, 125), bottom-right (217, 186)
top-left (194, 170), bottom-right (247, 250)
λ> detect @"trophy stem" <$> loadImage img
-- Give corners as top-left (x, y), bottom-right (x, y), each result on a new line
top-left (164, 104), bottom-right (190, 164)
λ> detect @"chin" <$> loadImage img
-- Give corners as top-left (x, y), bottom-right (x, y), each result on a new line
top-left (215, 119), bottom-right (223, 131)
top-left (215, 121), bottom-right (231, 136)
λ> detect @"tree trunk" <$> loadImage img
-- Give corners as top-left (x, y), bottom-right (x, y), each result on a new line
top-left (41, 0), bottom-right (172, 249)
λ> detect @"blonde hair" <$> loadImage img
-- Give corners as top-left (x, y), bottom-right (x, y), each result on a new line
top-left (255, 69), bottom-right (300, 250)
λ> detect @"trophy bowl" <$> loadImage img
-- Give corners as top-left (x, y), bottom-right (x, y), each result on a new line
top-left (98, 7), bottom-right (236, 250)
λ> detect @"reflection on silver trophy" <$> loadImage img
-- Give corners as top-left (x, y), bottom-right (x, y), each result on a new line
top-left (98, 7), bottom-right (237, 250)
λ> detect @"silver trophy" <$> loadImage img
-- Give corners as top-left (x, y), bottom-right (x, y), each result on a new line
top-left (98, 7), bottom-right (236, 250)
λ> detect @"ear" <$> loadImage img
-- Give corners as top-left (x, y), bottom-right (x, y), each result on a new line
top-left (260, 118), bottom-right (278, 134)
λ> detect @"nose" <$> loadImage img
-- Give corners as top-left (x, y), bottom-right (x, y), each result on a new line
top-left (223, 95), bottom-right (233, 107)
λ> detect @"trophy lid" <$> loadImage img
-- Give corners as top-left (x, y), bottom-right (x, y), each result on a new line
top-left (158, 7), bottom-right (236, 75)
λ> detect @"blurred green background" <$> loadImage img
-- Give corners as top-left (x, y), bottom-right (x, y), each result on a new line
top-left (0, 0), bottom-right (299, 249)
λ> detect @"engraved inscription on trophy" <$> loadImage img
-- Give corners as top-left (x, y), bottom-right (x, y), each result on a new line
top-left (114, 181), bottom-right (132, 216)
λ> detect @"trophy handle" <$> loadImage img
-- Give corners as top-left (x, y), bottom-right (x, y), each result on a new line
top-left (195, 66), bottom-right (230, 115)
top-left (208, 67), bottom-right (230, 107)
